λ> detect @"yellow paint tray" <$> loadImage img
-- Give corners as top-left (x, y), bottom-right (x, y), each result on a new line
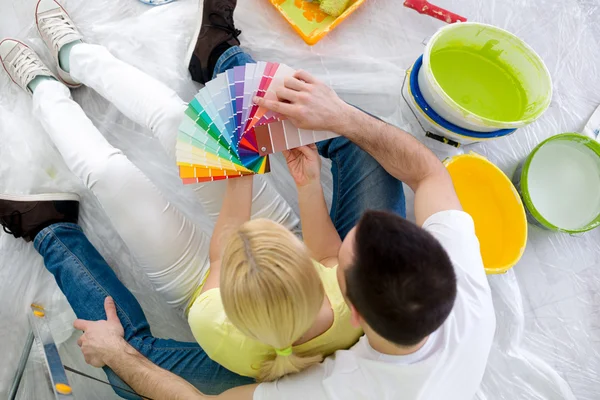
top-left (269, 0), bottom-right (367, 45)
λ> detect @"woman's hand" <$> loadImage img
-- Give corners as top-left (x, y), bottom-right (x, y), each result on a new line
top-left (283, 144), bottom-right (321, 187)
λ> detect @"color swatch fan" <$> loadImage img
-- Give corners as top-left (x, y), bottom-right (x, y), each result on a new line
top-left (177, 62), bottom-right (338, 184)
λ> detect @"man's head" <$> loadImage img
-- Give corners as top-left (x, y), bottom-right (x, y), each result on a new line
top-left (337, 210), bottom-right (457, 347)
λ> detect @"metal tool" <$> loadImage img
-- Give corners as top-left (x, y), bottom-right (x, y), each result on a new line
top-left (9, 303), bottom-right (153, 400)
top-left (9, 304), bottom-right (73, 400)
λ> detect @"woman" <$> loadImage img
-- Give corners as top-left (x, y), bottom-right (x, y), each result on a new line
top-left (190, 144), bottom-right (362, 381)
top-left (0, 0), bottom-right (370, 392)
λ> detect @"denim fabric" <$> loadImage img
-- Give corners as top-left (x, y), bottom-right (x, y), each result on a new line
top-left (213, 46), bottom-right (256, 78)
top-left (317, 137), bottom-right (406, 238)
top-left (34, 223), bottom-right (253, 399)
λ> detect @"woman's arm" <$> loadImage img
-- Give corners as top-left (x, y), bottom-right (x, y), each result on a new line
top-left (297, 182), bottom-right (341, 267)
top-left (284, 145), bottom-right (341, 267)
top-left (203, 176), bottom-right (254, 292)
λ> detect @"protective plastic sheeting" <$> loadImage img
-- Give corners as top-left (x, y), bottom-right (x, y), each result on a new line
top-left (1, 0), bottom-right (599, 398)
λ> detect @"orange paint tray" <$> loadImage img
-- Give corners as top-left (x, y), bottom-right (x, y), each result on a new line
top-left (269, 0), bottom-right (367, 45)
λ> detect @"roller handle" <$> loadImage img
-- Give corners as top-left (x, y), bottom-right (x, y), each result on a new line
top-left (403, 0), bottom-right (467, 24)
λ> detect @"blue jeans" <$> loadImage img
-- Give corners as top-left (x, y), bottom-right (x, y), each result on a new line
top-left (34, 223), bottom-right (254, 399)
top-left (33, 48), bottom-right (406, 399)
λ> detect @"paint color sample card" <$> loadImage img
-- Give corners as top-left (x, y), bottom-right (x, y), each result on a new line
top-left (254, 120), bottom-right (338, 156)
top-left (176, 63), bottom-right (339, 184)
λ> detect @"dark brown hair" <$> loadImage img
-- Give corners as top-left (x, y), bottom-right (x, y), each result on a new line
top-left (345, 210), bottom-right (457, 346)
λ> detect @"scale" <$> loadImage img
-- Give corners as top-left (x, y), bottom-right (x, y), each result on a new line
top-left (8, 304), bottom-right (150, 400)
top-left (9, 304), bottom-right (73, 400)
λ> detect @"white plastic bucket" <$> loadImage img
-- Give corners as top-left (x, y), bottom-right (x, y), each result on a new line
top-left (419, 22), bottom-right (552, 132)
top-left (403, 56), bottom-right (516, 146)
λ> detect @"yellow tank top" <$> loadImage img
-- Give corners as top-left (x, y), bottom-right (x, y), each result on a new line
top-left (187, 261), bottom-right (363, 378)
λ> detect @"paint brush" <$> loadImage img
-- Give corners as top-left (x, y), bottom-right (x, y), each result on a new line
top-left (403, 0), bottom-right (467, 24)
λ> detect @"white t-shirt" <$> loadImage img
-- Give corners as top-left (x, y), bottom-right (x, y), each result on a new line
top-left (254, 210), bottom-right (496, 400)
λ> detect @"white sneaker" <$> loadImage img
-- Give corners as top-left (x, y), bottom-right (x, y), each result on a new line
top-left (35, 0), bottom-right (82, 88)
top-left (0, 39), bottom-right (57, 95)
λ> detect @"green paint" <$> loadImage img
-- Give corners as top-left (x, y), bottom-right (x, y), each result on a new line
top-left (430, 45), bottom-right (528, 122)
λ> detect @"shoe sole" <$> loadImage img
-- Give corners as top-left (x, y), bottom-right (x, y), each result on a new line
top-left (184, 1), bottom-right (205, 66)
top-left (0, 193), bottom-right (80, 202)
top-left (35, 0), bottom-right (82, 89)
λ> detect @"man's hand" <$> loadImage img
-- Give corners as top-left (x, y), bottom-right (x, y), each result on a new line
top-left (283, 144), bottom-right (322, 187)
top-left (253, 70), bottom-right (352, 132)
top-left (72, 301), bottom-right (258, 400)
top-left (74, 297), bottom-right (126, 368)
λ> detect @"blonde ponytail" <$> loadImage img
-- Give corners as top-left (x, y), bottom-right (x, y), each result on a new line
top-left (220, 219), bottom-right (325, 381)
top-left (258, 349), bottom-right (323, 382)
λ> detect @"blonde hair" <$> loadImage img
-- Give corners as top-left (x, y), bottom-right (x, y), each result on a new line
top-left (220, 219), bottom-right (325, 381)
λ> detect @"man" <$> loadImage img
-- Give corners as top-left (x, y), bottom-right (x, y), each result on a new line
top-left (72, 25), bottom-right (496, 400)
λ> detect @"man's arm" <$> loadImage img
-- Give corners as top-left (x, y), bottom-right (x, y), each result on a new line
top-left (105, 340), bottom-right (258, 400)
top-left (75, 298), bottom-right (258, 400)
top-left (334, 106), bottom-right (462, 226)
top-left (254, 70), bottom-right (461, 226)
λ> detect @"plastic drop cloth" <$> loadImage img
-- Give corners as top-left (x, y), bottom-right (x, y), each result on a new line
top-left (1, 0), bottom-right (600, 398)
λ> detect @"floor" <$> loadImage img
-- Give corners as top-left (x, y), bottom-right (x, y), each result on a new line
top-left (0, 0), bottom-right (599, 398)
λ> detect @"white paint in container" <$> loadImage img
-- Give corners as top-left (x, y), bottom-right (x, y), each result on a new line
top-left (527, 139), bottom-right (600, 231)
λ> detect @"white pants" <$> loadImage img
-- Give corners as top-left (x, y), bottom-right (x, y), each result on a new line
top-left (32, 43), bottom-right (299, 311)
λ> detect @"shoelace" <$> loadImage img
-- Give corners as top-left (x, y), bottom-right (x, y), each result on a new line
top-left (39, 13), bottom-right (78, 51)
top-left (10, 47), bottom-right (50, 90)
top-left (207, 10), bottom-right (242, 41)
top-left (1, 211), bottom-right (23, 238)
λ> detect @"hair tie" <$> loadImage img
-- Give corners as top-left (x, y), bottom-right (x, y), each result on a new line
top-left (275, 346), bottom-right (293, 357)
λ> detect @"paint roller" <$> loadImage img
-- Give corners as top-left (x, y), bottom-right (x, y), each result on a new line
top-left (305, 0), bottom-right (351, 17)
top-left (403, 0), bottom-right (467, 24)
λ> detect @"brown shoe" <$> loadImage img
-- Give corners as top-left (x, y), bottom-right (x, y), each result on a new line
top-left (0, 193), bottom-right (80, 242)
top-left (187, 0), bottom-right (241, 84)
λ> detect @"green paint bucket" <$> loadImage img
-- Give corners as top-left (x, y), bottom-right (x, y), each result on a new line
top-left (420, 23), bottom-right (553, 132)
top-left (513, 133), bottom-right (600, 233)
